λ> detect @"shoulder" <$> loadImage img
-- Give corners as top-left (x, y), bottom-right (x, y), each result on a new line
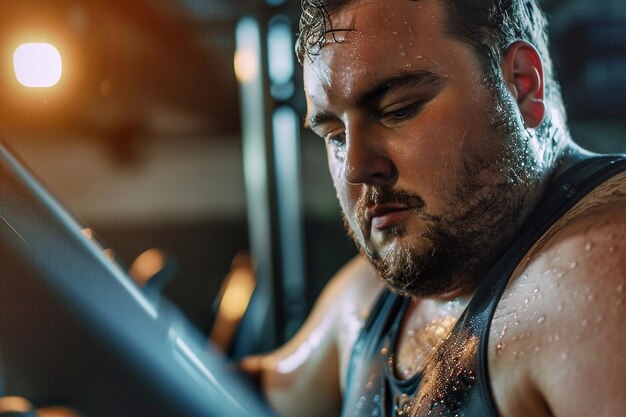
top-left (325, 256), bottom-right (385, 388)
top-left (329, 255), bottom-right (384, 315)
top-left (243, 256), bottom-right (382, 417)
top-left (489, 169), bottom-right (626, 417)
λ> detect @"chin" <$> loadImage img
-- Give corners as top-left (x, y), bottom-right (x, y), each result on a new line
top-left (369, 237), bottom-right (436, 296)
top-left (369, 232), bottom-right (476, 298)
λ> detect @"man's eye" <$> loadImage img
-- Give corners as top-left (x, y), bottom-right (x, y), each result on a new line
top-left (381, 101), bottom-right (424, 123)
top-left (325, 132), bottom-right (346, 147)
top-left (324, 132), bottom-right (346, 159)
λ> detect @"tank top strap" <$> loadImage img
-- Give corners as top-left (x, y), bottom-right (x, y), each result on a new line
top-left (469, 154), bottom-right (626, 416)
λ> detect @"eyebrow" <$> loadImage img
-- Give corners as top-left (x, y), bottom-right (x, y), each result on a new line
top-left (305, 69), bottom-right (443, 130)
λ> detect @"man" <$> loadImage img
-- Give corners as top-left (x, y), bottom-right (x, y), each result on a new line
top-left (242, 1), bottom-right (626, 416)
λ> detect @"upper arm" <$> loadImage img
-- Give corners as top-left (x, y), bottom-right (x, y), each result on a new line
top-left (531, 217), bottom-right (626, 417)
top-left (242, 256), bottom-right (382, 417)
top-left (491, 200), bottom-right (626, 417)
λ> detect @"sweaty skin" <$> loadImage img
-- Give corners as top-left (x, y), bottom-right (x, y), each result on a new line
top-left (242, 1), bottom-right (626, 417)
top-left (304, 0), bottom-right (549, 299)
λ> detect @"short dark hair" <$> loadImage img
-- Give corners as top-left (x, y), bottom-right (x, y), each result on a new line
top-left (296, 0), bottom-right (568, 144)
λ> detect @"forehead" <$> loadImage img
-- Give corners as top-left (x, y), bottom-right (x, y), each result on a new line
top-left (303, 0), bottom-right (466, 107)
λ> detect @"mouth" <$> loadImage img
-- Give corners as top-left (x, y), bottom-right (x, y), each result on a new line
top-left (354, 189), bottom-right (425, 242)
top-left (366, 204), bottom-right (416, 231)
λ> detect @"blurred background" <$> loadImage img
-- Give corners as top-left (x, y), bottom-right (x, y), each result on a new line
top-left (0, 0), bottom-right (625, 357)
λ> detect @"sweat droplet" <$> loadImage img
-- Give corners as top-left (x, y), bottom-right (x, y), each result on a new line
top-left (537, 316), bottom-right (546, 324)
top-left (569, 261), bottom-right (578, 269)
top-left (585, 242), bottom-right (593, 251)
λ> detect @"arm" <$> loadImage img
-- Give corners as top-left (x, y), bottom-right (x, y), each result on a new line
top-left (241, 256), bottom-right (382, 417)
top-left (531, 212), bottom-right (626, 417)
top-left (490, 196), bottom-right (626, 417)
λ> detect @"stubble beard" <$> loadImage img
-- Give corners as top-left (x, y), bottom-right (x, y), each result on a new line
top-left (341, 82), bottom-right (543, 298)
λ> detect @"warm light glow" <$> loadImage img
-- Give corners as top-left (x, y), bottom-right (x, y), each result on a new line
top-left (220, 268), bottom-right (255, 321)
top-left (129, 248), bottom-right (166, 286)
top-left (0, 396), bottom-right (33, 412)
top-left (37, 406), bottom-right (82, 417)
top-left (234, 49), bottom-right (259, 83)
top-left (13, 43), bottom-right (63, 88)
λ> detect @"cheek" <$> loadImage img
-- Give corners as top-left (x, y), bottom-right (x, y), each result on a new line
top-left (327, 150), bottom-right (343, 179)
top-left (419, 90), bottom-right (489, 165)
top-left (328, 153), bottom-right (348, 202)
top-left (327, 153), bottom-right (360, 213)
top-left (327, 151), bottom-right (344, 195)
top-left (393, 115), bottom-right (468, 180)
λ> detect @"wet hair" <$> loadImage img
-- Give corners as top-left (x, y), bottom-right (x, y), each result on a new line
top-left (296, 0), bottom-right (568, 147)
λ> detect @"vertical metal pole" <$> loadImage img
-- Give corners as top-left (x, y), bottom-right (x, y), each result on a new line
top-left (235, 9), bottom-right (307, 350)
top-left (272, 105), bottom-right (307, 339)
top-left (235, 16), bottom-right (281, 353)
top-left (267, 12), bottom-right (308, 340)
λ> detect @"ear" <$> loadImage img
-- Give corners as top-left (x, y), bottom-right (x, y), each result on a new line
top-left (500, 41), bottom-right (545, 129)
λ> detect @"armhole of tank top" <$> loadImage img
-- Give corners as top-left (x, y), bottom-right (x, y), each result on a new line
top-left (344, 288), bottom-right (394, 388)
top-left (475, 154), bottom-right (626, 417)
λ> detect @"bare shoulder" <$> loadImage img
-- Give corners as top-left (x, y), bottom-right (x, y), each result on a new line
top-left (489, 170), bottom-right (626, 417)
top-left (326, 256), bottom-right (385, 388)
top-left (329, 255), bottom-right (384, 317)
top-left (244, 256), bottom-right (382, 417)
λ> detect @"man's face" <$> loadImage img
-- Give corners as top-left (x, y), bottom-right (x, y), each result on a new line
top-left (304, 0), bottom-right (542, 297)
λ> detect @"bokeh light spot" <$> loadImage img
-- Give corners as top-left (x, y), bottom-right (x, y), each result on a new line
top-left (13, 43), bottom-right (63, 88)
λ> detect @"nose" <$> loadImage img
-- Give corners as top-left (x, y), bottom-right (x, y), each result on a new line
top-left (343, 126), bottom-right (395, 186)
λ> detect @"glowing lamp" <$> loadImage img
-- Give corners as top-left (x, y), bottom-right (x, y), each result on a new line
top-left (13, 43), bottom-right (63, 88)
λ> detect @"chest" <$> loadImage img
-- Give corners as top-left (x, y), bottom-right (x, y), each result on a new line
top-left (342, 295), bottom-right (493, 417)
top-left (394, 314), bottom-right (458, 380)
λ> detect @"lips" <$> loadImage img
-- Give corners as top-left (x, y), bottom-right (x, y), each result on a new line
top-left (356, 189), bottom-right (425, 238)
top-left (367, 204), bottom-right (414, 230)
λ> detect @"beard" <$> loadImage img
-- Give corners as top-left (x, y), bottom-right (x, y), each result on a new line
top-left (341, 81), bottom-right (544, 298)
